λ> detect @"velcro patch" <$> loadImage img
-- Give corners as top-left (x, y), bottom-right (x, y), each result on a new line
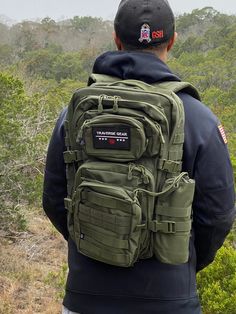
top-left (92, 126), bottom-right (130, 150)
top-left (218, 124), bottom-right (228, 144)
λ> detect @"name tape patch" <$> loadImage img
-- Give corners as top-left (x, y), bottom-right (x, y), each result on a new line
top-left (92, 126), bottom-right (130, 150)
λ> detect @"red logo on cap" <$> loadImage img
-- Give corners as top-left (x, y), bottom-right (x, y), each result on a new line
top-left (152, 30), bottom-right (164, 39)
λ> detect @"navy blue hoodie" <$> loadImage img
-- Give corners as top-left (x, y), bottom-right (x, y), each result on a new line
top-left (43, 51), bottom-right (235, 314)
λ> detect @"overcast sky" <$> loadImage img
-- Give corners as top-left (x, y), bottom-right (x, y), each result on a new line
top-left (0, 0), bottom-right (236, 23)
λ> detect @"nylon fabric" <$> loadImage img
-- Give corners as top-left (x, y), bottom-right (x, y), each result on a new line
top-left (63, 75), bottom-right (198, 266)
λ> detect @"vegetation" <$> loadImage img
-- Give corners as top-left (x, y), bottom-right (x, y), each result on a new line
top-left (197, 238), bottom-right (236, 314)
top-left (0, 8), bottom-right (235, 313)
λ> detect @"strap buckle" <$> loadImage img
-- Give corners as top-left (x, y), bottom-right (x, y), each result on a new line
top-left (149, 220), bottom-right (176, 234)
top-left (63, 150), bottom-right (82, 163)
top-left (162, 221), bottom-right (176, 233)
top-left (158, 159), bottom-right (182, 173)
top-left (64, 198), bottom-right (72, 212)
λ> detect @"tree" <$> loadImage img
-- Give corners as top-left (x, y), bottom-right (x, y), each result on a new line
top-left (70, 16), bottom-right (103, 32)
top-left (10, 21), bottom-right (40, 55)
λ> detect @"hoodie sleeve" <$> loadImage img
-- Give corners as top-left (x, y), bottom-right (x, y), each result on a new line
top-left (192, 124), bottom-right (235, 271)
top-left (43, 108), bottom-right (69, 240)
top-left (180, 93), bottom-right (236, 271)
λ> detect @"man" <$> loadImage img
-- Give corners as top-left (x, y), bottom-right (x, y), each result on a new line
top-left (43, 0), bottom-right (236, 313)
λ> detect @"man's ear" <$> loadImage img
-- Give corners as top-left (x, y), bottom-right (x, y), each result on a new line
top-left (113, 31), bottom-right (123, 50)
top-left (167, 31), bottom-right (178, 52)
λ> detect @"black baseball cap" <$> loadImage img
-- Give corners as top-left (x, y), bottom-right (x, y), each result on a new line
top-left (114, 0), bottom-right (175, 48)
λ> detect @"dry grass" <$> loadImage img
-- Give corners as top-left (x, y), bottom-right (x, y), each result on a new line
top-left (0, 210), bottom-right (67, 314)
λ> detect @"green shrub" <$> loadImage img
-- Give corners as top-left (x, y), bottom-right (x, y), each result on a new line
top-left (197, 240), bottom-right (236, 314)
top-left (0, 72), bottom-right (83, 233)
top-left (231, 155), bottom-right (236, 185)
top-left (45, 263), bottom-right (68, 299)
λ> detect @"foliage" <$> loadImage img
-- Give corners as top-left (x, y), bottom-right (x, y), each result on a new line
top-left (0, 44), bottom-right (14, 66)
top-left (197, 240), bottom-right (236, 314)
top-left (45, 263), bottom-right (68, 299)
top-left (0, 76), bottom-right (23, 230)
top-left (0, 71), bottom-right (83, 233)
top-left (21, 49), bottom-right (87, 82)
top-left (70, 16), bottom-right (103, 31)
top-left (231, 156), bottom-right (236, 184)
top-left (169, 14), bottom-right (236, 162)
top-left (0, 16), bottom-right (113, 58)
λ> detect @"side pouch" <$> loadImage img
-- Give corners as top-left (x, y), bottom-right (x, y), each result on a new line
top-left (153, 174), bottom-right (195, 264)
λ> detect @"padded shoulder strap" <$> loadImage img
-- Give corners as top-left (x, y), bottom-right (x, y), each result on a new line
top-left (156, 81), bottom-right (201, 101)
top-left (88, 73), bottom-right (120, 86)
top-left (88, 74), bottom-right (201, 101)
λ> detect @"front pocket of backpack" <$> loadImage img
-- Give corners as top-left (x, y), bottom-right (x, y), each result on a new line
top-left (153, 174), bottom-right (195, 264)
top-left (72, 182), bottom-right (142, 267)
top-left (78, 115), bottom-right (147, 161)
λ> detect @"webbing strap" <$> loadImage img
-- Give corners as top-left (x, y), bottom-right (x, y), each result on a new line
top-left (79, 204), bottom-right (131, 235)
top-left (173, 133), bottom-right (185, 144)
top-left (168, 150), bottom-right (183, 161)
top-left (80, 204), bottom-right (129, 225)
top-left (79, 239), bottom-right (130, 266)
top-left (82, 190), bottom-right (131, 211)
top-left (158, 159), bottom-right (182, 173)
top-left (80, 225), bottom-right (129, 249)
top-left (64, 120), bottom-right (71, 148)
top-left (63, 150), bottom-right (83, 163)
top-left (149, 220), bottom-right (191, 233)
top-left (64, 115), bottom-right (81, 198)
top-left (157, 205), bottom-right (192, 218)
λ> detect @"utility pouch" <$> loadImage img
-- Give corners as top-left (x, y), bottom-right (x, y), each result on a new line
top-left (69, 162), bottom-right (155, 267)
top-left (73, 182), bottom-right (142, 267)
top-left (153, 174), bottom-right (195, 264)
top-left (78, 113), bottom-right (163, 162)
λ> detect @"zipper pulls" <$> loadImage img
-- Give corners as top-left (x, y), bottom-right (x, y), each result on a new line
top-left (127, 164), bottom-right (150, 185)
top-left (139, 165), bottom-right (150, 184)
top-left (113, 96), bottom-right (120, 113)
top-left (98, 95), bottom-right (107, 113)
top-left (98, 94), bottom-right (121, 113)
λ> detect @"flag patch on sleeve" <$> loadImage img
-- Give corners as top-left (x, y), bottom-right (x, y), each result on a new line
top-left (218, 124), bottom-right (228, 144)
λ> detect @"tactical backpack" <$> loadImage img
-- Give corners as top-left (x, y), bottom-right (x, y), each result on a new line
top-left (63, 74), bottom-right (200, 267)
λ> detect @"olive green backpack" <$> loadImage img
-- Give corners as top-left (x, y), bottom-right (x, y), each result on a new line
top-left (63, 74), bottom-right (200, 267)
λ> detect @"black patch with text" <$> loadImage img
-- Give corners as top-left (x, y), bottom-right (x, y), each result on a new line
top-left (92, 126), bottom-right (130, 150)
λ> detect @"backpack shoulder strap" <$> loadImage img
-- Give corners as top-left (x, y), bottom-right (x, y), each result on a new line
top-left (156, 81), bottom-right (201, 101)
top-left (88, 74), bottom-right (201, 100)
top-left (88, 73), bottom-right (120, 86)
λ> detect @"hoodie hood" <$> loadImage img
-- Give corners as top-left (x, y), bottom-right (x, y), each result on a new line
top-left (92, 50), bottom-right (180, 84)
